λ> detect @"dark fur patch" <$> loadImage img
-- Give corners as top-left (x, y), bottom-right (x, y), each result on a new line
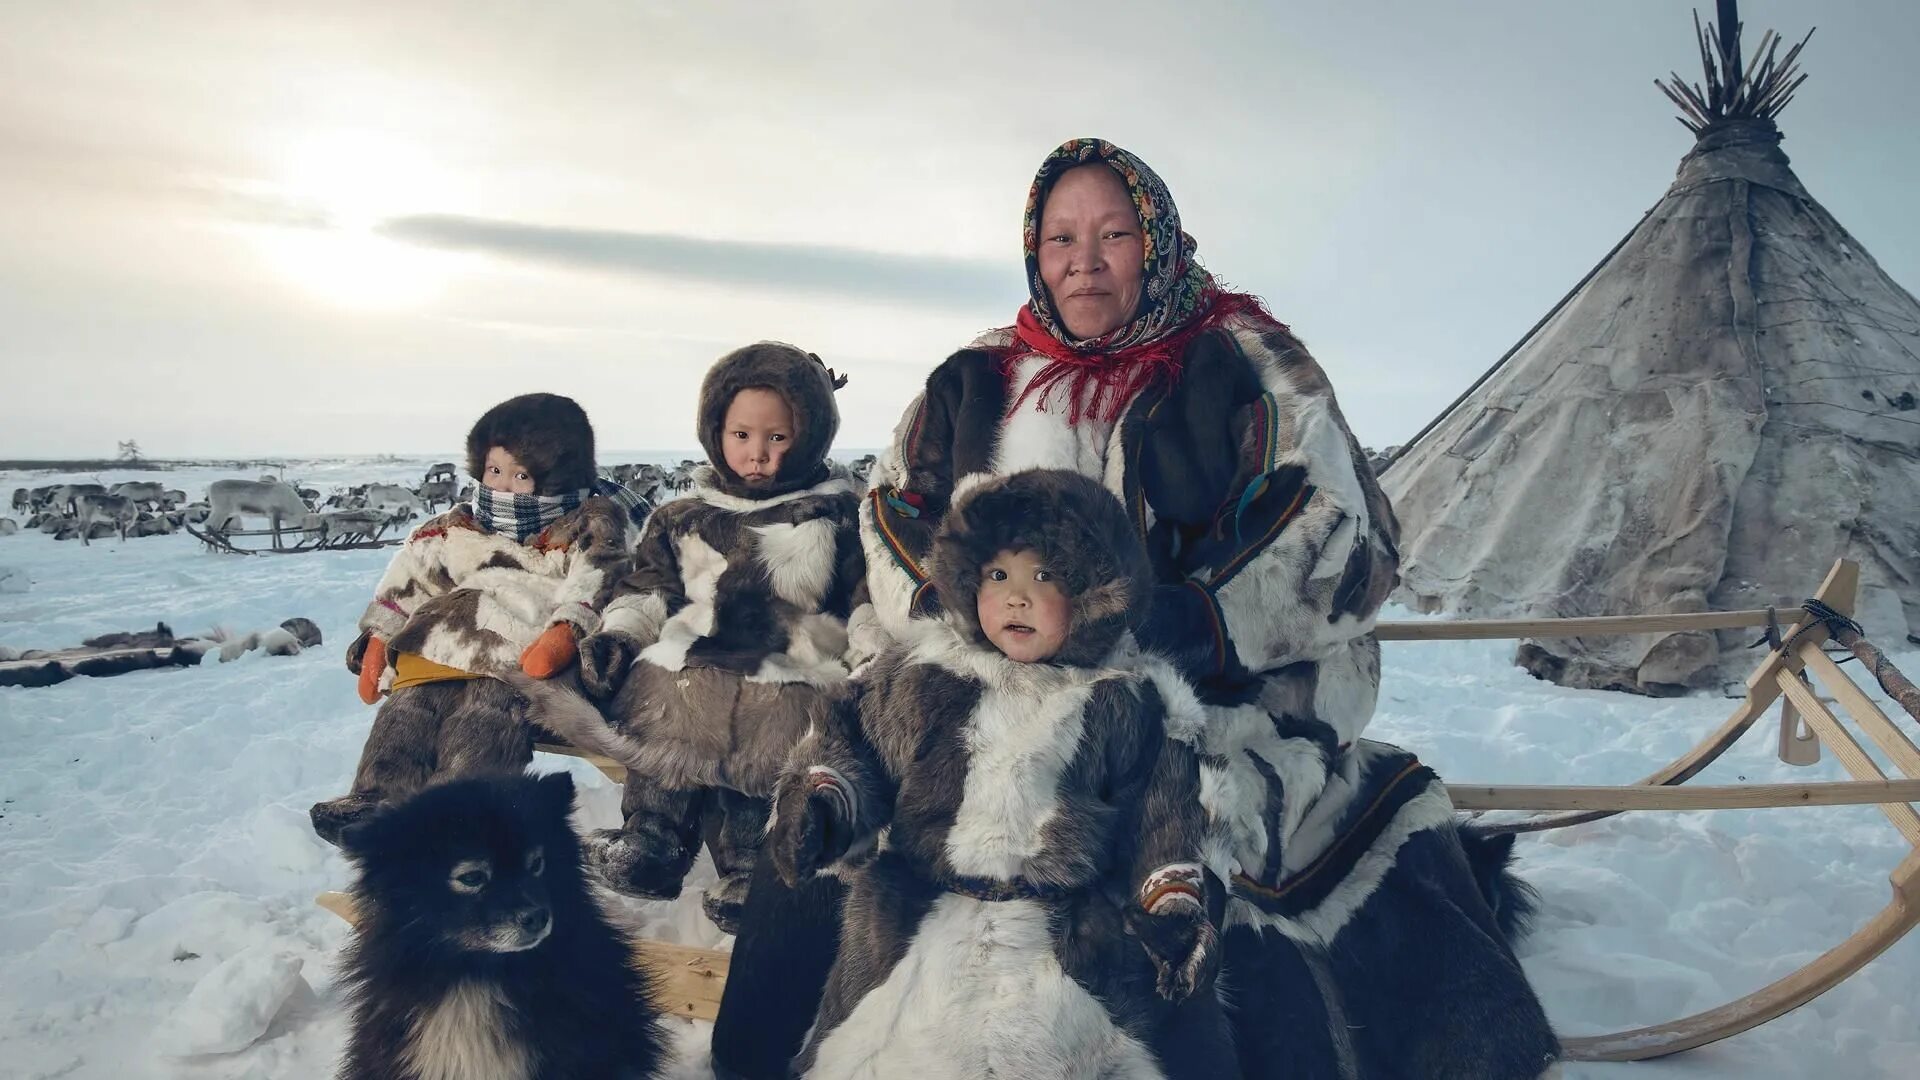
top-left (465, 393), bottom-right (597, 495)
top-left (1457, 823), bottom-right (1540, 944)
top-left (336, 772), bottom-right (670, 1080)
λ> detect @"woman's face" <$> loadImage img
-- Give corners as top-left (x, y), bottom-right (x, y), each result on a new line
top-left (1036, 164), bottom-right (1145, 340)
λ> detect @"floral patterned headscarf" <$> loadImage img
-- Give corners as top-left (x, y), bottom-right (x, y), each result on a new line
top-left (1007, 138), bottom-right (1271, 424)
top-left (1020, 138), bottom-right (1215, 351)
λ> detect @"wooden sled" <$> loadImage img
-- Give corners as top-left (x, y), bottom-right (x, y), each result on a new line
top-left (1377, 558), bottom-right (1920, 1062)
top-left (185, 519), bottom-right (402, 555)
top-left (313, 559), bottom-right (1919, 1058)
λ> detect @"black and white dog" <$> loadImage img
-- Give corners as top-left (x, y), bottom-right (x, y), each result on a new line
top-left (334, 770), bottom-right (671, 1080)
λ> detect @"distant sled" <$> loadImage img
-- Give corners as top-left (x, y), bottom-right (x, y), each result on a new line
top-left (184, 513), bottom-right (402, 555)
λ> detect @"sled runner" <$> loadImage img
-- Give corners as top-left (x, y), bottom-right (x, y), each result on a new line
top-left (1383, 559), bottom-right (1920, 1062)
top-left (184, 518), bottom-right (402, 555)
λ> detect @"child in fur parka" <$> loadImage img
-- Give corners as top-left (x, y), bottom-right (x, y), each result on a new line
top-left (309, 393), bottom-right (642, 845)
top-left (541, 342), bottom-right (865, 933)
top-left (767, 469), bottom-right (1235, 1080)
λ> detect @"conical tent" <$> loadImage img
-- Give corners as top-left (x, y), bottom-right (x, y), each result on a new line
top-left (1381, 5), bottom-right (1920, 694)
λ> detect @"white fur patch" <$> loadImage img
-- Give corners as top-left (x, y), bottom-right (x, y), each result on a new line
top-left (693, 468), bottom-right (859, 512)
top-left (806, 895), bottom-right (1164, 1079)
top-left (403, 979), bottom-right (531, 1080)
top-left (991, 355), bottom-right (1122, 481)
top-left (1196, 700), bottom-right (1332, 884)
top-left (941, 658), bottom-right (1098, 880)
top-left (753, 517), bottom-right (840, 610)
top-left (749, 613), bottom-right (851, 686)
top-left (601, 591), bottom-right (670, 645)
top-left (1226, 779), bottom-right (1455, 944)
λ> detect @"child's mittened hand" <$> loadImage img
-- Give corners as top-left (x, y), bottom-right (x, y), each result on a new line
top-left (519, 623), bottom-right (579, 679)
top-left (770, 769), bottom-right (856, 887)
top-left (356, 636), bottom-right (388, 705)
top-left (577, 631), bottom-right (638, 701)
top-left (1126, 902), bottom-right (1219, 1003)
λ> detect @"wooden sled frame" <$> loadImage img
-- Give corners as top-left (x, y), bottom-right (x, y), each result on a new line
top-left (1378, 558), bottom-right (1920, 1062)
top-left (318, 559), bottom-right (1920, 1056)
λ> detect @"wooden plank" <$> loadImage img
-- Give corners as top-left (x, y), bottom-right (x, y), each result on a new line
top-left (1775, 670), bottom-right (1920, 847)
top-left (1800, 645), bottom-right (1920, 780)
top-left (1447, 779), bottom-right (1920, 812)
top-left (535, 741), bottom-right (628, 784)
top-left (1563, 860), bottom-right (1920, 1061)
top-left (1376, 608), bottom-right (1806, 642)
top-left (315, 891), bottom-right (728, 1022)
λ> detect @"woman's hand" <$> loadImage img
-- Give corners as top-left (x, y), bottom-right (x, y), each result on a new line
top-left (576, 631), bottom-right (639, 701)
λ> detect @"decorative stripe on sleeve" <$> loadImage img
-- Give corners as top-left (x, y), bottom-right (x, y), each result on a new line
top-left (806, 766), bottom-right (856, 829)
top-left (1141, 862), bottom-right (1205, 914)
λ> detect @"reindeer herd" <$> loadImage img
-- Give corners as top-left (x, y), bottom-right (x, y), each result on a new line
top-left (0, 456), bottom-right (879, 549)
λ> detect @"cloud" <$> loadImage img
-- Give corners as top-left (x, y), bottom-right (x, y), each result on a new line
top-left (379, 213), bottom-right (1018, 311)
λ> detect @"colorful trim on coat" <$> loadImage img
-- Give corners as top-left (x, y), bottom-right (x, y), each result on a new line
top-left (1231, 758), bottom-right (1436, 917)
top-left (868, 486), bottom-right (928, 585)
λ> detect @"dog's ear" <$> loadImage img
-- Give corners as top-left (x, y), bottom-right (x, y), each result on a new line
top-left (532, 770), bottom-right (576, 821)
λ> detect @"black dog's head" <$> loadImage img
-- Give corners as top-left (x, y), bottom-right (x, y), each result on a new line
top-left (341, 771), bottom-right (583, 956)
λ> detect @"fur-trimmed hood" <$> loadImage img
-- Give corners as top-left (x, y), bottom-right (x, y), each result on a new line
top-left (697, 342), bottom-right (846, 499)
top-left (929, 468), bottom-right (1150, 668)
top-left (465, 393), bottom-right (596, 495)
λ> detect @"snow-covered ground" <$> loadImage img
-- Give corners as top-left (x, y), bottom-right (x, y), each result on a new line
top-left (3, 457), bottom-right (1916, 1078)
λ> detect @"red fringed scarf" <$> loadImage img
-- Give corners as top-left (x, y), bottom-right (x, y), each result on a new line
top-left (1001, 291), bottom-right (1277, 425)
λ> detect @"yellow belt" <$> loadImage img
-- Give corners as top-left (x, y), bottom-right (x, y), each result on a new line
top-left (390, 651), bottom-right (488, 691)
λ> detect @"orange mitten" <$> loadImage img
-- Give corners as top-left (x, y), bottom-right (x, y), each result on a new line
top-left (520, 623), bottom-right (579, 679)
top-left (357, 636), bottom-right (388, 705)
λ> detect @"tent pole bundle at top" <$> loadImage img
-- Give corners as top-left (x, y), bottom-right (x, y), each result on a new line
top-left (1379, 0), bottom-right (1920, 698)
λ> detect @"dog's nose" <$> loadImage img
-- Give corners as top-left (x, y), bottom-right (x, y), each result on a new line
top-left (516, 907), bottom-right (550, 936)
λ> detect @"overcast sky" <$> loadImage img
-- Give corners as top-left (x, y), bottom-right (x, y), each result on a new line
top-left (3, 0), bottom-right (1916, 459)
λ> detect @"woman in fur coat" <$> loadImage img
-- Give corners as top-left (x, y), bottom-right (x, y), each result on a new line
top-left (768, 469), bottom-right (1234, 1080)
top-left (715, 140), bottom-right (1558, 1079)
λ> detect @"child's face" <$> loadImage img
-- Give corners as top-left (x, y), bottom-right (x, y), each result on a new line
top-left (977, 548), bottom-right (1070, 663)
top-left (721, 387), bottom-right (794, 487)
top-left (481, 447), bottom-right (537, 494)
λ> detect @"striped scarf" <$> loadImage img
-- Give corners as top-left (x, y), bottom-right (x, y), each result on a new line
top-left (471, 479), bottom-right (650, 543)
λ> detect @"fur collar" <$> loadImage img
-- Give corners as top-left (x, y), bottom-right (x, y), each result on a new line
top-left (690, 462), bottom-right (858, 513)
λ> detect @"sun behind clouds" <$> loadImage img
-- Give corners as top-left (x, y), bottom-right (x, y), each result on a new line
top-left (247, 129), bottom-right (465, 310)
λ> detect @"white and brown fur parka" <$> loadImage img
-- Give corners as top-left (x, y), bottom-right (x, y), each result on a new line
top-left (357, 394), bottom-right (634, 686)
top-left (569, 342), bottom-right (866, 800)
top-left (769, 470), bottom-right (1236, 1080)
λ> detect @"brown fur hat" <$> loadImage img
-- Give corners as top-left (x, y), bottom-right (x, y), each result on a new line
top-left (697, 342), bottom-right (846, 498)
top-left (930, 469), bottom-right (1151, 668)
top-left (465, 393), bottom-right (596, 495)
